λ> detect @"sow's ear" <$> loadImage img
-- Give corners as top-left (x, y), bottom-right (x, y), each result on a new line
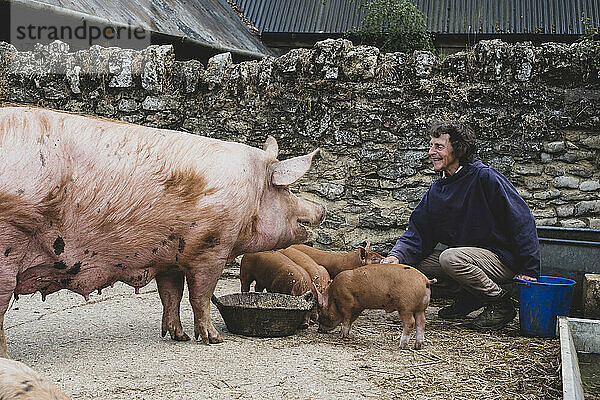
top-left (271, 148), bottom-right (320, 186)
top-left (263, 136), bottom-right (279, 159)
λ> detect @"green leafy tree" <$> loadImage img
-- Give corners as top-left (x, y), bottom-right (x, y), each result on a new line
top-left (579, 14), bottom-right (599, 69)
top-left (352, 0), bottom-right (434, 53)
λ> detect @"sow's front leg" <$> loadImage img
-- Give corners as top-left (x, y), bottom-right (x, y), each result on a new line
top-left (156, 271), bottom-right (190, 342)
top-left (1, 288), bottom-right (12, 358)
top-left (1, 314), bottom-right (7, 359)
top-left (186, 267), bottom-right (224, 344)
top-left (0, 248), bottom-right (18, 358)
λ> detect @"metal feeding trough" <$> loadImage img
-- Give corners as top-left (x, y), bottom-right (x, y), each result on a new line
top-left (537, 226), bottom-right (600, 312)
top-left (211, 292), bottom-right (316, 337)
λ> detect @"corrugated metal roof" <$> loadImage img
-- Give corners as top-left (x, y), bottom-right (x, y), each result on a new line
top-left (417, 0), bottom-right (600, 34)
top-left (17, 0), bottom-right (273, 56)
top-left (234, 0), bottom-right (600, 35)
top-left (236, 0), bottom-right (365, 33)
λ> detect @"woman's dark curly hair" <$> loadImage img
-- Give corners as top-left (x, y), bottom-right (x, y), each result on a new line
top-left (429, 120), bottom-right (477, 165)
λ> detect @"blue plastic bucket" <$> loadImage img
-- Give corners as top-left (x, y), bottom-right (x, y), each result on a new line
top-left (516, 276), bottom-right (576, 337)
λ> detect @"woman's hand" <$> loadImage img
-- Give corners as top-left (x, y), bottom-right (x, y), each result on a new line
top-left (514, 274), bottom-right (537, 282)
top-left (381, 256), bottom-right (399, 264)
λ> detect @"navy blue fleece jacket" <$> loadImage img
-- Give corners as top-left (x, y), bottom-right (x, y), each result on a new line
top-left (389, 159), bottom-right (541, 278)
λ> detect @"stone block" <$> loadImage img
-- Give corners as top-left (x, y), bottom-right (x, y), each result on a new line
top-left (316, 230), bottom-right (334, 245)
top-left (540, 153), bottom-right (553, 163)
top-left (273, 48), bottom-right (303, 74)
top-left (311, 38), bottom-right (350, 80)
top-left (536, 217), bottom-right (558, 226)
top-left (517, 188), bottom-right (533, 199)
top-left (544, 141), bottom-right (565, 153)
top-left (582, 135), bottom-right (600, 149)
top-left (141, 45), bottom-right (175, 94)
top-left (312, 182), bottom-right (345, 200)
top-left (557, 205), bottom-right (575, 217)
top-left (142, 95), bottom-right (179, 111)
top-left (359, 210), bottom-right (397, 229)
top-left (471, 39), bottom-right (510, 81)
top-left (533, 208), bottom-right (557, 218)
top-left (560, 219), bottom-right (586, 228)
top-left (559, 191), bottom-right (589, 201)
top-left (392, 187), bottom-right (428, 203)
top-left (66, 62), bottom-right (81, 94)
top-left (377, 52), bottom-right (407, 84)
top-left (412, 51), bottom-right (437, 78)
top-left (109, 49), bottom-right (134, 88)
top-left (567, 166), bottom-right (594, 178)
top-left (583, 274), bottom-right (600, 319)
top-left (544, 164), bottom-right (565, 176)
top-left (512, 43), bottom-right (534, 81)
top-left (554, 176), bottom-right (579, 189)
top-left (341, 46), bottom-right (379, 80)
top-left (176, 59), bottom-right (204, 93)
top-left (580, 181), bottom-right (600, 192)
top-left (95, 100), bottom-right (116, 116)
top-left (514, 163), bottom-right (544, 175)
top-left (575, 200), bottom-right (600, 216)
top-left (590, 219), bottom-right (600, 229)
top-left (561, 150), bottom-right (596, 163)
top-left (118, 98), bottom-right (140, 112)
top-left (533, 189), bottom-right (561, 200)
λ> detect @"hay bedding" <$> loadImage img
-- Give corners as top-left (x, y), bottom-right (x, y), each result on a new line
top-left (218, 309), bottom-right (563, 400)
top-left (312, 298), bottom-right (562, 400)
top-left (215, 272), bottom-right (561, 399)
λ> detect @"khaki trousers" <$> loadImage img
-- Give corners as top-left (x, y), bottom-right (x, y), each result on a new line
top-left (418, 247), bottom-right (515, 298)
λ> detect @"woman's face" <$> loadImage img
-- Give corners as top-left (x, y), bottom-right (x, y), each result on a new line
top-left (428, 134), bottom-right (459, 175)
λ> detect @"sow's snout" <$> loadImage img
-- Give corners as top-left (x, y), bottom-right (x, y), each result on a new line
top-left (299, 198), bottom-right (326, 227)
top-left (297, 199), bottom-right (326, 243)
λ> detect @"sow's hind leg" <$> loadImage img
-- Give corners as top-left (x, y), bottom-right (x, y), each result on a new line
top-left (156, 271), bottom-right (190, 342)
top-left (186, 269), bottom-right (224, 344)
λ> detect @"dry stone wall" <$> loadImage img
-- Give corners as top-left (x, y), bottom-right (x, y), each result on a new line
top-left (1, 38), bottom-right (599, 254)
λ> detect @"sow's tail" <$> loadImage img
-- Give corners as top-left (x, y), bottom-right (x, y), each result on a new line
top-left (426, 278), bottom-right (437, 288)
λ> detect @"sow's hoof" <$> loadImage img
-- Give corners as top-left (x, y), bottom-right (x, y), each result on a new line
top-left (209, 335), bottom-right (224, 344)
top-left (162, 328), bottom-right (191, 342)
top-left (194, 331), bottom-right (224, 344)
top-left (174, 333), bottom-right (191, 342)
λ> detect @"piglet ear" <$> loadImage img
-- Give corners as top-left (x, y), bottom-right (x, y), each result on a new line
top-left (321, 292), bottom-right (328, 308)
top-left (311, 282), bottom-right (327, 308)
top-left (264, 136), bottom-right (279, 159)
top-left (271, 148), bottom-right (319, 186)
top-left (359, 245), bottom-right (367, 261)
